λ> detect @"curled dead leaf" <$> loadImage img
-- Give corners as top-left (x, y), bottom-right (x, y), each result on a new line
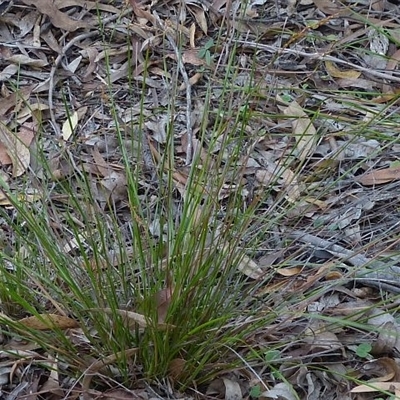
top-left (255, 163), bottom-right (301, 202)
top-left (325, 61), bottom-right (361, 79)
top-left (18, 314), bottom-right (79, 330)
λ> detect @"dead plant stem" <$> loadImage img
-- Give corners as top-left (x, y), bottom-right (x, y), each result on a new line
top-left (235, 40), bottom-right (400, 84)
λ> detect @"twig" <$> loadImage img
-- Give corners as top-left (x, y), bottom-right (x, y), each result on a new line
top-left (288, 230), bottom-right (400, 293)
top-left (234, 39), bottom-right (400, 84)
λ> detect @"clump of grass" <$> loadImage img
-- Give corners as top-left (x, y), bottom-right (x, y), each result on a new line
top-left (0, 27), bottom-right (280, 397)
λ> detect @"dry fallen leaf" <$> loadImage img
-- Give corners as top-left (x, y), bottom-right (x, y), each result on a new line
top-left (62, 107), bottom-right (87, 141)
top-left (360, 357), bottom-right (400, 382)
top-left (21, 0), bottom-right (90, 32)
top-left (260, 382), bottom-right (298, 400)
top-left (168, 358), bottom-right (186, 381)
top-left (62, 111), bottom-right (79, 141)
top-left (6, 54), bottom-right (48, 68)
top-left (99, 170), bottom-right (128, 203)
top-left (192, 7), bottom-right (208, 34)
top-left (155, 284), bottom-right (174, 323)
top-left (91, 146), bottom-right (112, 177)
top-left (283, 101), bottom-right (317, 162)
top-left (100, 388), bottom-right (139, 399)
top-left (351, 381), bottom-right (400, 393)
top-left (167, 49), bottom-right (207, 66)
top-left (18, 314), bottom-right (79, 330)
top-left (355, 166), bottom-right (400, 185)
top-left (93, 308), bottom-right (175, 330)
top-left (59, 0), bottom-right (120, 13)
top-left (312, 0), bottom-right (349, 15)
top-left (222, 378), bottom-right (242, 400)
top-left (0, 120), bottom-right (36, 177)
top-left (255, 162), bottom-right (301, 202)
top-left (237, 254), bottom-right (264, 279)
top-left (276, 266), bottom-right (302, 277)
top-left (325, 60), bottom-right (361, 79)
top-left (304, 330), bottom-right (342, 352)
top-left (0, 65), bottom-right (18, 81)
top-left (0, 86), bottom-right (34, 117)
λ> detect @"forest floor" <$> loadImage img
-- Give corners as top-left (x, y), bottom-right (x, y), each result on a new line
top-left (1, 0), bottom-right (400, 399)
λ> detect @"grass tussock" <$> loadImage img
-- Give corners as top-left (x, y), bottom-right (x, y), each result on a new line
top-left (0, 40), bottom-right (276, 393)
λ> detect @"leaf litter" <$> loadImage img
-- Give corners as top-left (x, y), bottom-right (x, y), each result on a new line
top-left (0, 0), bottom-right (400, 398)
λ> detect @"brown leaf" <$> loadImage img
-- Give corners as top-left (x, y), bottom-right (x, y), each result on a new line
top-left (276, 266), bottom-right (302, 277)
top-left (282, 100), bottom-right (317, 162)
top-left (57, 0), bottom-right (120, 14)
top-left (355, 167), bottom-right (400, 185)
top-left (101, 388), bottom-right (141, 399)
top-left (39, 376), bottom-right (64, 398)
top-left (372, 320), bottom-right (399, 355)
top-left (351, 381), bottom-right (400, 393)
top-left (312, 0), bottom-right (348, 15)
top-left (168, 358), bottom-right (186, 381)
top-left (99, 171), bottom-right (127, 202)
top-left (131, 2), bottom-right (156, 25)
top-left (0, 120), bottom-right (36, 177)
top-left (0, 65), bottom-right (18, 81)
top-left (6, 54), bottom-right (48, 68)
top-left (155, 285), bottom-right (174, 323)
top-left (41, 28), bottom-right (62, 53)
top-left (192, 7), bottom-right (208, 34)
top-left (325, 61), bottom-right (361, 79)
top-left (94, 308), bottom-right (175, 330)
top-left (61, 107), bottom-right (86, 141)
top-left (167, 49), bottom-right (207, 66)
top-left (304, 330), bottom-right (342, 352)
top-left (360, 357), bottom-right (400, 382)
top-left (81, 47), bottom-right (99, 82)
top-left (179, 72), bottom-right (203, 90)
top-left (260, 382), bottom-right (298, 400)
top-left (18, 314), bottom-right (79, 330)
top-left (255, 163), bottom-right (301, 202)
top-left (91, 146), bottom-right (112, 177)
top-left (0, 86), bottom-right (34, 117)
top-left (21, 0), bottom-right (89, 32)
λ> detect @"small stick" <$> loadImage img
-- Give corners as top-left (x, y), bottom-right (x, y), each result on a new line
top-left (234, 39), bottom-right (400, 84)
top-left (289, 230), bottom-right (400, 293)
